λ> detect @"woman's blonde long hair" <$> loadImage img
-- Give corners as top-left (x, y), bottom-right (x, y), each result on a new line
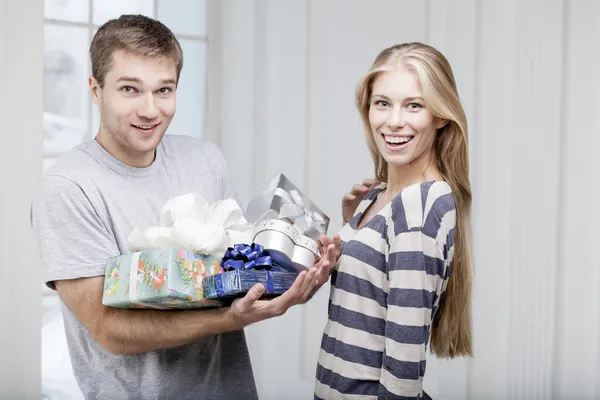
top-left (356, 42), bottom-right (473, 358)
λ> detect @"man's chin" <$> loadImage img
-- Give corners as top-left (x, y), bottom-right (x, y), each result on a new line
top-left (130, 130), bottom-right (165, 151)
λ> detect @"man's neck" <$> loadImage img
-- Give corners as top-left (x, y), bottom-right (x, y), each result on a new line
top-left (95, 130), bottom-right (156, 168)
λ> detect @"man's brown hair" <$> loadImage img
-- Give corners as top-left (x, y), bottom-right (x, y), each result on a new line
top-left (90, 14), bottom-right (184, 88)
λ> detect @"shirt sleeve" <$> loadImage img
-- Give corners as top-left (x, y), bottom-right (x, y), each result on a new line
top-left (32, 175), bottom-right (119, 289)
top-left (378, 193), bottom-right (449, 399)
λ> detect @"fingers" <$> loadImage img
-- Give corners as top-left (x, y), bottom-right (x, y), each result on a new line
top-left (342, 193), bottom-right (356, 203)
top-left (344, 179), bottom-right (380, 203)
top-left (264, 236), bottom-right (343, 310)
top-left (308, 248), bottom-right (336, 301)
top-left (332, 234), bottom-right (343, 259)
top-left (315, 234), bottom-right (341, 275)
top-left (277, 270), bottom-right (307, 304)
top-left (245, 283), bottom-right (265, 302)
top-left (351, 179), bottom-right (381, 195)
top-left (319, 234), bottom-right (333, 248)
top-left (324, 243), bottom-right (337, 275)
top-left (351, 184), bottom-right (370, 197)
top-left (300, 267), bottom-right (318, 299)
top-left (235, 283), bottom-right (265, 313)
top-left (363, 178), bottom-right (381, 188)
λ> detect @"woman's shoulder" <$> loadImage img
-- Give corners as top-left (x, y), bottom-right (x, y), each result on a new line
top-left (389, 180), bottom-right (455, 230)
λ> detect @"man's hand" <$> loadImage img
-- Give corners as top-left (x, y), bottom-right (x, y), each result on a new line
top-left (342, 178), bottom-right (380, 225)
top-left (227, 233), bottom-right (343, 328)
top-left (313, 234), bottom-right (342, 289)
top-left (228, 268), bottom-right (318, 328)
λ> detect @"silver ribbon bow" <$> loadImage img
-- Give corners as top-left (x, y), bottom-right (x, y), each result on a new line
top-left (274, 187), bottom-right (326, 236)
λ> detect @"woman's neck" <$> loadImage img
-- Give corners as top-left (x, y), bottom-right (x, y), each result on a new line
top-left (383, 148), bottom-right (442, 200)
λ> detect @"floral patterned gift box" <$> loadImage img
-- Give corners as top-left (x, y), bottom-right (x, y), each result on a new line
top-left (102, 247), bottom-right (226, 309)
top-left (102, 192), bottom-right (255, 310)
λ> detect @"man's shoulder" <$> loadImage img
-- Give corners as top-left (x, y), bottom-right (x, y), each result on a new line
top-left (161, 134), bottom-right (221, 156)
top-left (42, 141), bottom-right (100, 183)
top-left (161, 135), bottom-right (228, 174)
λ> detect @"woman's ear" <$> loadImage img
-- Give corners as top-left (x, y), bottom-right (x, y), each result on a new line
top-left (437, 118), bottom-right (449, 130)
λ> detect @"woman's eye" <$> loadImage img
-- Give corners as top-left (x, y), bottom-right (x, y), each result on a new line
top-left (374, 100), bottom-right (389, 107)
top-left (407, 103), bottom-right (423, 110)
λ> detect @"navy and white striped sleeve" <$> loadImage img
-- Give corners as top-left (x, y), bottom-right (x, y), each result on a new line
top-left (379, 183), bottom-right (450, 399)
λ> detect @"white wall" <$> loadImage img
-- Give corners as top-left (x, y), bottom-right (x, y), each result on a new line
top-left (3, 1), bottom-right (600, 399)
top-left (216, 1), bottom-right (600, 399)
top-left (0, 0), bottom-right (44, 399)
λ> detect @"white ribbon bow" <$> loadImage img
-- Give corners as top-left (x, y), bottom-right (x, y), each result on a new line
top-left (128, 193), bottom-right (253, 257)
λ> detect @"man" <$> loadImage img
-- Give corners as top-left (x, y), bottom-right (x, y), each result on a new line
top-left (32, 15), bottom-right (339, 400)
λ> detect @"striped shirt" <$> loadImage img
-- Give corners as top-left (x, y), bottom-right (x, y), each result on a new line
top-left (315, 181), bottom-right (456, 400)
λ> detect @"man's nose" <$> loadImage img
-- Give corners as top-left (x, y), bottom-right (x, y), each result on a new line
top-left (138, 93), bottom-right (158, 119)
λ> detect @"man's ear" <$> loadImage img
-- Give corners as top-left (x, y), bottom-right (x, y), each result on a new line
top-left (89, 75), bottom-right (101, 105)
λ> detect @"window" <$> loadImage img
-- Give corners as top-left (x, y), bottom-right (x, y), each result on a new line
top-left (43, 0), bottom-right (208, 170)
top-left (42, 2), bottom-right (209, 398)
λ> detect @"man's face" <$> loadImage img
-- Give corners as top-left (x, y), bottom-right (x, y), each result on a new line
top-left (90, 49), bottom-right (177, 167)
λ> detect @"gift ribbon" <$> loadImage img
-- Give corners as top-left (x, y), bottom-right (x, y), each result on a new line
top-left (274, 187), bottom-right (326, 235)
top-left (221, 243), bottom-right (282, 272)
top-left (217, 243), bottom-right (282, 294)
top-left (127, 194), bottom-right (254, 257)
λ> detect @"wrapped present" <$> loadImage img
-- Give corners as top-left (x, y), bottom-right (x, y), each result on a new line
top-left (102, 193), bottom-right (254, 309)
top-left (128, 192), bottom-right (253, 256)
top-left (102, 247), bottom-right (225, 309)
top-left (203, 243), bottom-right (298, 301)
top-left (245, 174), bottom-right (330, 272)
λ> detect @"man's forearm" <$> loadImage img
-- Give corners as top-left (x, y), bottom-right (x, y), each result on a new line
top-left (56, 276), bottom-right (243, 356)
top-left (102, 306), bottom-right (241, 355)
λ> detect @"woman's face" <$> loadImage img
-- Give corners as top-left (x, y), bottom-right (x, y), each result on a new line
top-left (369, 66), bottom-right (446, 169)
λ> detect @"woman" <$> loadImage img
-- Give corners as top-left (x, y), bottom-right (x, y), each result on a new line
top-left (315, 42), bottom-right (473, 399)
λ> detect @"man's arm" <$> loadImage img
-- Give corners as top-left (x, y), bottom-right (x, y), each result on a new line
top-left (55, 276), bottom-right (238, 355)
top-left (55, 247), bottom-right (338, 355)
top-left (36, 174), bottom-right (339, 356)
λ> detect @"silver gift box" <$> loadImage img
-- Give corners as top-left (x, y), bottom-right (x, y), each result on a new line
top-left (245, 174), bottom-right (330, 272)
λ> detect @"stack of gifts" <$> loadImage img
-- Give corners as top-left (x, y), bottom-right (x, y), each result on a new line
top-left (102, 174), bottom-right (330, 309)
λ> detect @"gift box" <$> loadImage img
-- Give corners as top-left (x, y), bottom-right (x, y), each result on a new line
top-left (102, 247), bottom-right (225, 309)
top-left (202, 243), bottom-right (298, 301)
top-left (245, 174), bottom-right (331, 272)
top-left (103, 193), bottom-right (255, 309)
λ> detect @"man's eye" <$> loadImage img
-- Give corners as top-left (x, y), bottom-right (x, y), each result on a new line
top-left (121, 86), bottom-right (135, 93)
top-left (158, 88), bottom-right (172, 95)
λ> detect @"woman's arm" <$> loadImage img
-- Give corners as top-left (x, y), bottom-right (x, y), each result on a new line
top-left (379, 189), bottom-right (450, 399)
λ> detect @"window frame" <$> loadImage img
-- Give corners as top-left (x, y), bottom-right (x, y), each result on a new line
top-left (43, 0), bottom-right (215, 159)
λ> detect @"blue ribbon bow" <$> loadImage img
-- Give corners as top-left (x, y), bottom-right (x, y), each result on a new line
top-left (220, 243), bottom-right (283, 293)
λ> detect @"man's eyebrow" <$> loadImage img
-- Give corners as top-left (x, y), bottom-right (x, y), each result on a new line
top-left (159, 78), bottom-right (177, 85)
top-left (116, 77), bottom-right (177, 85)
top-left (116, 76), bottom-right (142, 84)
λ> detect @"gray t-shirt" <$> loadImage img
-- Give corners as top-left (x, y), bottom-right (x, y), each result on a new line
top-left (32, 135), bottom-right (258, 400)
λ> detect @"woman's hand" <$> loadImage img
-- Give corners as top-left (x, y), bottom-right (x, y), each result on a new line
top-left (342, 178), bottom-right (380, 224)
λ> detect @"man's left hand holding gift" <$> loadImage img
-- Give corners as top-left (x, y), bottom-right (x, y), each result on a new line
top-left (229, 233), bottom-right (342, 326)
